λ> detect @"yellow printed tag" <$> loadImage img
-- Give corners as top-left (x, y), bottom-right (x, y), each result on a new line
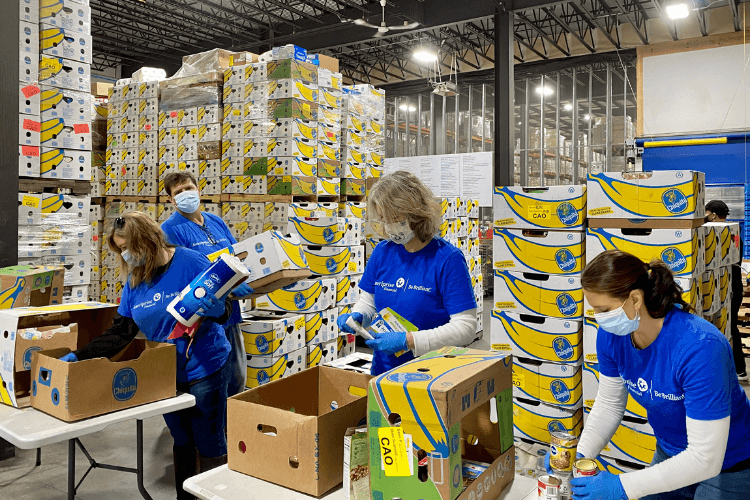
top-left (512, 372), bottom-right (524, 388)
top-left (584, 399), bottom-right (596, 407)
top-left (491, 343), bottom-right (512, 351)
top-left (22, 195), bottom-right (40, 208)
top-left (378, 427), bottom-right (410, 477)
top-left (282, 260), bottom-right (291, 268)
top-left (229, 55), bottom-right (234, 66)
top-left (528, 204), bottom-right (551, 221)
top-left (295, 317), bottom-right (305, 331)
top-left (348, 261), bottom-right (358, 272)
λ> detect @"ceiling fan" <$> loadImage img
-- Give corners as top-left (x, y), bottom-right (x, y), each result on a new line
top-left (352, 0), bottom-right (419, 37)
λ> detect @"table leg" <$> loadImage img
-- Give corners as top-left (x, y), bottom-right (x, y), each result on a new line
top-left (136, 420), bottom-right (153, 500)
top-left (35, 447), bottom-right (41, 467)
top-left (68, 439), bottom-right (75, 500)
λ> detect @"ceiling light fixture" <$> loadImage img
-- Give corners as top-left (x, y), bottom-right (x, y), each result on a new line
top-left (413, 49), bottom-right (437, 62)
top-left (584, 114), bottom-right (591, 121)
top-left (399, 104), bottom-right (416, 112)
top-left (564, 104), bottom-right (573, 111)
top-left (535, 86), bottom-right (553, 96)
top-left (666, 2), bottom-right (689, 19)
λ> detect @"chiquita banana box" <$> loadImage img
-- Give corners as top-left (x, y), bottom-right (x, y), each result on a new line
top-left (240, 313), bottom-right (305, 357)
top-left (712, 307), bottom-right (730, 340)
top-left (304, 308), bottom-right (338, 345)
top-left (339, 201), bottom-right (366, 219)
top-left (229, 231), bottom-right (308, 284)
top-left (302, 245), bottom-right (364, 276)
top-left (491, 310), bottom-right (582, 364)
top-left (335, 274), bottom-right (361, 306)
top-left (306, 338), bottom-right (337, 368)
top-left (701, 269), bottom-right (720, 316)
top-left (583, 362), bottom-right (647, 419)
top-left (705, 221), bottom-right (742, 266)
top-left (494, 185), bottom-right (586, 231)
top-left (702, 225), bottom-right (721, 271)
top-left (494, 270), bottom-right (583, 319)
top-left (336, 333), bottom-right (356, 358)
top-left (584, 408), bottom-right (656, 466)
top-left (246, 346), bottom-right (306, 388)
top-left (593, 455), bottom-right (646, 475)
top-left (587, 170), bottom-right (705, 220)
top-left (586, 227), bottom-right (705, 278)
top-left (513, 357), bottom-right (582, 408)
top-left (287, 216), bottom-right (361, 246)
top-left (254, 278), bottom-right (336, 313)
top-left (582, 316), bottom-right (599, 364)
top-left (513, 397), bottom-right (583, 445)
top-left (368, 347), bottom-right (515, 500)
top-left (493, 228), bottom-right (585, 275)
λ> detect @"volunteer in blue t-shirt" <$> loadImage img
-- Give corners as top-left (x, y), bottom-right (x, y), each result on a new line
top-left (337, 171), bottom-right (478, 376)
top-left (553, 250), bottom-right (750, 500)
top-left (160, 171), bottom-right (253, 398)
top-left (60, 212), bottom-right (237, 500)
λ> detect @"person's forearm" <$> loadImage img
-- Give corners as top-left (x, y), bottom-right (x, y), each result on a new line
top-left (351, 291), bottom-right (377, 327)
top-left (410, 310), bottom-right (477, 357)
top-left (74, 314), bottom-right (140, 360)
top-left (577, 374), bottom-right (628, 459)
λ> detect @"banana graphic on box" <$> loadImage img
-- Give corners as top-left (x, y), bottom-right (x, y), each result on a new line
top-left (295, 138), bottom-right (316, 158)
top-left (294, 81), bottom-right (318, 102)
top-left (246, 351), bottom-right (303, 388)
top-left (296, 120), bottom-right (317, 140)
top-left (582, 362), bottom-right (647, 419)
top-left (491, 310), bottom-right (581, 363)
top-left (493, 228), bottom-right (584, 274)
top-left (513, 398), bottom-right (583, 444)
top-left (494, 270), bottom-right (583, 318)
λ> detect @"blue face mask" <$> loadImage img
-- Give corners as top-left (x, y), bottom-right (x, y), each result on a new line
top-left (121, 249), bottom-right (143, 267)
top-left (175, 190), bottom-right (200, 214)
top-left (594, 300), bottom-right (640, 336)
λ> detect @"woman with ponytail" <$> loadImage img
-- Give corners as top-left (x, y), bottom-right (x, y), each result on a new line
top-left (550, 250), bottom-right (750, 500)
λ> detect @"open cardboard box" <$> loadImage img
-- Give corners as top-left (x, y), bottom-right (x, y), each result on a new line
top-left (228, 366), bottom-right (372, 496)
top-left (0, 265), bottom-right (65, 308)
top-left (30, 340), bottom-right (176, 422)
top-left (0, 302), bottom-right (118, 407)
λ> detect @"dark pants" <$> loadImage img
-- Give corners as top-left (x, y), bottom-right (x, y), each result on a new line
top-left (731, 265), bottom-right (745, 374)
top-left (224, 323), bottom-right (247, 396)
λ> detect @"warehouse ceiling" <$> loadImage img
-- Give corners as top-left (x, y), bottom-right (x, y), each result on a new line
top-left (91, 0), bottom-right (748, 84)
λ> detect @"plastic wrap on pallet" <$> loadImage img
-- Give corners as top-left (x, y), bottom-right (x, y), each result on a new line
top-left (159, 84), bottom-right (221, 112)
top-left (176, 49), bottom-right (234, 77)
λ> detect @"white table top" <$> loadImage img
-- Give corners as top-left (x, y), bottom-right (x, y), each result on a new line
top-left (184, 465), bottom-right (538, 500)
top-left (0, 393), bottom-right (195, 449)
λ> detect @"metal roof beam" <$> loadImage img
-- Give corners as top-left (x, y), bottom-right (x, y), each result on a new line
top-left (91, 11), bottom-right (211, 51)
top-left (260, 0), bottom-right (326, 24)
top-left (542, 6), bottom-right (595, 53)
top-left (727, 0), bottom-right (741, 31)
top-left (516, 11), bottom-right (571, 56)
top-left (187, 0), bottom-right (287, 30)
top-left (144, 0), bottom-right (265, 37)
top-left (608, 0), bottom-right (649, 44)
top-left (651, 0), bottom-right (679, 40)
top-left (570, 1), bottom-right (621, 49)
top-left (92, 27), bottom-right (187, 60)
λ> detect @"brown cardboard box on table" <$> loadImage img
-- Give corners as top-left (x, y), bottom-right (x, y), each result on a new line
top-left (31, 340), bottom-right (176, 422)
top-left (0, 265), bottom-right (65, 309)
top-left (228, 366), bottom-right (372, 497)
top-left (0, 302), bottom-right (118, 408)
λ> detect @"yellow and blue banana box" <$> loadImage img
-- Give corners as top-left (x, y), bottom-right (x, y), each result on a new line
top-left (494, 270), bottom-right (583, 319)
top-left (368, 347), bottom-right (514, 500)
top-left (229, 231), bottom-right (309, 284)
top-left (254, 278), bottom-right (336, 313)
top-left (702, 225), bottom-right (721, 271)
top-left (594, 455), bottom-right (646, 475)
top-left (584, 408), bottom-right (656, 466)
top-left (491, 310), bottom-right (582, 364)
top-left (583, 316), bottom-right (599, 364)
top-left (288, 216), bottom-right (362, 246)
top-left (493, 228), bottom-right (585, 275)
top-left (240, 312), bottom-right (305, 356)
top-left (719, 266), bottom-right (732, 305)
top-left (440, 198), bottom-right (457, 220)
top-left (586, 227), bottom-right (705, 278)
top-left (705, 222), bottom-right (742, 266)
top-left (306, 338), bottom-right (337, 368)
top-left (494, 185), bottom-right (586, 231)
top-left (513, 397), bottom-right (583, 445)
top-left (302, 245), bottom-right (364, 276)
top-left (339, 201), bottom-right (366, 219)
top-left (335, 274), bottom-right (361, 306)
top-left (587, 170), bottom-right (705, 220)
top-left (582, 362), bottom-right (648, 419)
top-left (513, 357), bottom-right (582, 408)
top-left (336, 333), bottom-right (356, 358)
top-left (305, 308), bottom-right (338, 345)
top-left (246, 346), bottom-right (306, 388)
top-left (702, 269), bottom-right (720, 316)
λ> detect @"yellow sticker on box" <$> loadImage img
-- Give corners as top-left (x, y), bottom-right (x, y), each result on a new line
top-left (378, 427), bottom-right (410, 477)
top-left (528, 204), bottom-right (551, 220)
top-left (295, 317), bottom-right (305, 331)
top-left (512, 372), bottom-right (524, 388)
top-left (22, 195), bottom-right (40, 208)
top-left (348, 261), bottom-right (358, 272)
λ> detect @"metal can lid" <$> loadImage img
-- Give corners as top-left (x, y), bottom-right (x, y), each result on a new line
top-left (550, 430), bottom-right (578, 442)
top-left (539, 475), bottom-right (562, 486)
top-left (573, 458), bottom-right (599, 472)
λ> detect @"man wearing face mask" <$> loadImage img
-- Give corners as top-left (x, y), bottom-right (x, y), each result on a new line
top-left (161, 172), bottom-right (253, 396)
top-left (337, 171), bottom-right (477, 376)
top-left (550, 249), bottom-right (750, 500)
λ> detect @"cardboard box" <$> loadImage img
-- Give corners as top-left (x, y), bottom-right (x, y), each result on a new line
top-left (0, 265), bottom-right (65, 309)
top-left (31, 340), bottom-right (175, 421)
top-left (582, 362), bottom-right (647, 419)
top-left (587, 171), bottom-right (704, 220)
top-left (228, 231), bottom-right (310, 292)
top-left (268, 98), bottom-right (319, 121)
top-left (39, 25), bottom-right (92, 63)
top-left (319, 105), bottom-right (342, 127)
top-left (40, 148), bottom-right (91, 180)
top-left (229, 366), bottom-right (370, 495)
top-left (254, 278), bottom-right (336, 313)
top-left (326, 351), bottom-right (371, 374)
top-left (20, 0), bottom-right (39, 24)
top-left (494, 270), bottom-right (582, 319)
top-left (513, 357), bottom-right (582, 408)
top-left (39, 0), bottom-right (91, 34)
top-left (20, 83), bottom-right (41, 116)
top-left (317, 68), bottom-right (342, 91)
top-left (705, 222), bottom-right (741, 266)
top-left (288, 217), bottom-right (362, 246)
top-left (40, 117), bottom-right (91, 150)
top-left (245, 344), bottom-right (307, 388)
top-left (302, 245), bottom-right (363, 276)
top-left (702, 269), bottom-right (720, 316)
top-left (493, 228), bottom-right (584, 275)
top-left (368, 347), bottom-right (514, 500)
top-left (0, 302), bottom-right (118, 407)
top-left (19, 145), bottom-right (41, 177)
top-left (702, 225), bottom-right (721, 272)
top-left (241, 313), bottom-right (305, 357)
top-left (341, 178), bottom-right (365, 197)
top-left (307, 338), bottom-right (337, 367)
top-left (494, 185), bottom-right (586, 231)
top-left (266, 59), bottom-right (318, 83)
top-left (343, 426), bottom-right (370, 500)
top-left (490, 310), bottom-right (582, 364)
top-left (583, 408), bottom-right (656, 466)
top-left (304, 309), bottom-right (338, 345)
top-left (586, 227), bottom-right (704, 278)
top-left (513, 397), bottom-right (583, 444)
top-left (269, 79), bottom-right (319, 102)
top-left (39, 57), bottom-right (90, 92)
top-left (335, 274), bottom-right (361, 306)
top-left (337, 334), bottom-right (356, 358)
top-left (583, 316), bottom-right (598, 364)
top-left (267, 175), bottom-right (316, 196)
top-left (719, 266), bottom-right (732, 305)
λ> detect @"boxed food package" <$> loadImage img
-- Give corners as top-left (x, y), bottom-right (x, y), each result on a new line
top-left (705, 221), bottom-right (741, 266)
top-left (337, 334), bottom-right (356, 358)
top-left (335, 274), bottom-right (361, 306)
top-left (305, 308), bottom-right (338, 345)
top-left (490, 310), bottom-right (582, 364)
top-left (494, 270), bottom-right (583, 319)
top-left (343, 426), bottom-right (370, 500)
top-left (701, 269), bottom-right (720, 316)
top-left (513, 397), bottom-right (583, 445)
top-left (228, 366), bottom-right (371, 496)
top-left (493, 228), bottom-right (585, 275)
top-left (494, 185), bottom-right (586, 231)
top-left (582, 362), bottom-right (647, 419)
top-left (702, 225), bottom-right (721, 272)
top-left (240, 313), bottom-right (305, 357)
top-left (368, 347), bottom-right (514, 500)
top-left (512, 357), bottom-right (582, 408)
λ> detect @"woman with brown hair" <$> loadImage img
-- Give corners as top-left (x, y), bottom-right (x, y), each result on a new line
top-left (337, 171), bottom-right (477, 375)
top-left (556, 249), bottom-right (750, 500)
top-left (60, 212), bottom-right (238, 500)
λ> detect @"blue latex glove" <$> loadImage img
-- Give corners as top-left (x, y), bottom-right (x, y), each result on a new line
top-left (232, 283), bottom-right (254, 298)
top-left (572, 469), bottom-right (627, 500)
top-left (195, 292), bottom-right (227, 318)
top-left (366, 331), bottom-right (409, 355)
top-left (545, 451), bottom-right (584, 475)
top-left (337, 313), bottom-right (363, 334)
top-left (60, 352), bottom-right (78, 362)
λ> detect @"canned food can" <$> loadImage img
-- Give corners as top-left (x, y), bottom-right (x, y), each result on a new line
top-left (572, 458), bottom-right (600, 478)
top-left (556, 471), bottom-right (573, 500)
top-left (549, 431), bottom-right (578, 472)
top-left (538, 474), bottom-right (562, 500)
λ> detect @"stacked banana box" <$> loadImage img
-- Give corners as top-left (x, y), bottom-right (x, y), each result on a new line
top-left (17, 193), bottom-right (92, 298)
top-left (19, 0), bottom-right (93, 180)
top-left (583, 170), bottom-right (713, 466)
top-left (439, 197), bottom-right (484, 337)
top-left (340, 84), bottom-right (385, 196)
top-left (90, 86), bottom-right (108, 196)
top-left (491, 185), bottom-right (587, 447)
top-left (703, 221), bottom-right (741, 340)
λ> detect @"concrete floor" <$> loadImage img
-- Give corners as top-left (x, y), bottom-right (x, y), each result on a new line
top-left (1, 298), bottom-right (748, 500)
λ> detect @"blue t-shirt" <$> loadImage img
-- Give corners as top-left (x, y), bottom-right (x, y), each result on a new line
top-left (359, 237), bottom-right (477, 375)
top-left (598, 307), bottom-right (750, 468)
top-left (118, 247), bottom-right (231, 384)
top-left (161, 211), bottom-right (242, 327)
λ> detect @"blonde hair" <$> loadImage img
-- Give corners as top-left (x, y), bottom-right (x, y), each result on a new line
top-left (368, 171), bottom-right (441, 242)
top-left (108, 212), bottom-right (174, 288)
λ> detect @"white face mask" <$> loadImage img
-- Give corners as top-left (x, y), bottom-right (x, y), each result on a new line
top-left (384, 220), bottom-right (415, 245)
top-left (121, 249), bottom-right (144, 267)
top-left (593, 300), bottom-right (640, 336)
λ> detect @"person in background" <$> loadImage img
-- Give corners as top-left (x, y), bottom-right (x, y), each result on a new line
top-left (548, 250), bottom-right (750, 500)
top-left (337, 171), bottom-right (477, 376)
top-left (706, 199), bottom-right (747, 382)
top-left (60, 212), bottom-right (237, 500)
top-left (160, 171), bottom-right (253, 396)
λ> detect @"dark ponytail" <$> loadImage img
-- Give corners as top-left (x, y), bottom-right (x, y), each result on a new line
top-left (581, 250), bottom-right (691, 318)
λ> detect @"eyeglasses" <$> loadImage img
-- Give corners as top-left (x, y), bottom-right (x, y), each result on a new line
top-left (200, 224), bottom-right (217, 246)
top-left (115, 216), bottom-right (125, 229)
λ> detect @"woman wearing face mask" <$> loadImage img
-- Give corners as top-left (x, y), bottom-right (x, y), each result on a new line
top-left (554, 249), bottom-right (750, 500)
top-left (59, 212), bottom-right (236, 500)
top-left (337, 171), bottom-right (477, 376)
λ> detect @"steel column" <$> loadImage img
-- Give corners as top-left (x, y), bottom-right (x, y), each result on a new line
top-left (442, 95), bottom-right (447, 155)
top-left (588, 67), bottom-right (593, 169)
top-left (572, 68), bottom-right (579, 185)
top-left (468, 85), bottom-right (474, 153)
top-left (405, 98), bottom-right (411, 157)
top-left (606, 62), bottom-right (612, 172)
top-left (495, 9), bottom-right (513, 187)
top-left (521, 78), bottom-right (529, 186)
top-left (481, 84), bottom-right (487, 153)
top-left (393, 97), bottom-right (400, 157)
top-left (430, 93), bottom-right (436, 155)
top-left (555, 72), bottom-right (560, 184)
top-left (454, 94), bottom-right (460, 153)
top-left (540, 75), bottom-right (545, 187)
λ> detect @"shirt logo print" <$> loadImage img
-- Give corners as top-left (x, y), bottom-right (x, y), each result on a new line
top-left (396, 277), bottom-right (405, 288)
top-left (637, 378), bottom-right (649, 392)
top-left (153, 292), bottom-right (161, 302)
